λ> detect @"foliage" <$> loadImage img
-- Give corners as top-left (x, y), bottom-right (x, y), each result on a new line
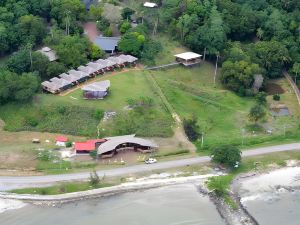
top-left (89, 44), bottom-right (105, 60)
top-left (96, 17), bottom-right (110, 31)
top-left (220, 60), bottom-right (260, 93)
top-left (0, 104), bottom-right (103, 137)
top-left (207, 175), bottom-right (233, 197)
top-left (89, 5), bottom-right (103, 20)
top-left (183, 116), bottom-right (201, 141)
top-left (0, 70), bottom-right (39, 105)
top-left (273, 94), bottom-right (280, 101)
top-left (102, 3), bottom-right (121, 24)
top-left (104, 26), bottom-right (113, 37)
top-left (89, 170), bottom-right (101, 187)
top-left (37, 150), bottom-right (57, 162)
top-left (118, 31), bottom-right (145, 56)
top-left (121, 7), bottom-right (135, 20)
top-left (89, 150), bottom-right (97, 159)
top-left (66, 141), bottom-right (72, 148)
top-left (119, 21), bottom-right (132, 34)
top-left (211, 145), bottom-right (241, 169)
top-left (255, 92), bottom-right (267, 105)
top-left (248, 104), bottom-right (266, 123)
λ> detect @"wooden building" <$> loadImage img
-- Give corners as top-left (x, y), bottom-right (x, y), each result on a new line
top-left (174, 52), bottom-right (202, 67)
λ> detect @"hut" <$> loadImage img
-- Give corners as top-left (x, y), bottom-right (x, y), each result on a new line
top-left (55, 136), bottom-right (68, 147)
top-left (143, 2), bottom-right (158, 8)
top-left (97, 134), bottom-right (158, 158)
top-left (82, 80), bottom-right (111, 99)
top-left (93, 37), bottom-right (121, 53)
top-left (174, 52), bottom-right (202, 66)
top-left (37, 47), bottom-right (58, 62)
top-left (68, 70), bottom-right (89, 83)
top-left (78, 65), bottom-right (98, 77)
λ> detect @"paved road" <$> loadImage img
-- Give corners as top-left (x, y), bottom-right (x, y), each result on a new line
top-left (1, 143), bottom-right (300, 191)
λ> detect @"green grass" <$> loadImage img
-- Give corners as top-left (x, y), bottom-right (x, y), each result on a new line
top-left (0, 70), bottom-right (174, 138)
top-left (151, 63), bottom-right (300, 150)
top-left (0, 104), bottom-right (102, 137)
top-left (10, 181), bottom-right (117, 195)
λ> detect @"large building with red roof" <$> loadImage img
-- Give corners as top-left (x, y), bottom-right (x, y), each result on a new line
top-left (75, 139), bottom-right (106, 153)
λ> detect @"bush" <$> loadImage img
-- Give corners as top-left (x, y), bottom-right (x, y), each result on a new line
top-left (89, 150), bottom-right (97, 159)
top-left (104, 27), bottom-right (113, 37)
top-left (207, 175), bottom-right (233, 197)
top-left (211, 145), bottom-right (241, 169)
top-left (273, 94), bottom-right (280, 101)
top-left (66, 141), bottom-right (72, 148)
top-left (183, 116), bottom-right (201, 141)
top-left (89, 170), bottom-right (101, 187)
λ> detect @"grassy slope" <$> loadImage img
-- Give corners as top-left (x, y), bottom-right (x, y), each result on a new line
top-left (152, 62), bottom-right (300, 150)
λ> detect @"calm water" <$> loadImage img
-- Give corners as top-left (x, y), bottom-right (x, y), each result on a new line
top-left (0, 184), bottom-right (226, 225)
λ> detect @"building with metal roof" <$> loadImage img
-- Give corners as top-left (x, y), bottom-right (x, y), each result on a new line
top-left (174, 52), bottom-right (202, 67)
top-left (94, 37), bottom-right (121, 53)
top-left (97, 134), bottom-right (158, 158)
top-left (82, 80), bottom-right (110, 99)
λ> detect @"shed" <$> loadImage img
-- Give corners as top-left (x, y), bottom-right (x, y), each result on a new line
top-left (174, 52), bottom-right (202, 66)
top-left (143, 2), bottom-right (158, 8)
top-left (94, 37), bottom-right (121, 53)
top-left (82, 80), bottom-right (111, 99)
top-left (55, 136), bottom-right (68, 147)
top-left (37, 47), bottom-right (58, 62)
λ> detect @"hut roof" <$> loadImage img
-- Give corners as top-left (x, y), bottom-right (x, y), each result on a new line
top-left (143, 2), bottom-right (158, 8)
top-left (59, 73), bottom-right (78, 83)
top-left (37, 47), bottom-right (58, 62)
top-left (94, 37), bottom-right (121, 52)
top-left (174, 52), bottom-right (202, 60)
top-left (97, 134), bottom-right (158, 155)
top-left (118, 54), bottom-right (138, 63)
top-left (81, 80), bottom-right (110, 92)
top-left (78, 65), bottom-right (97, 74)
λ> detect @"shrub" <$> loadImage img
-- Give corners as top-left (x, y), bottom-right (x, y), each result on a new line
top-left (273, 94), bottom-right (280, 101)
top-left (211, 145), bottom-right (241, 169)
top-left (89, 170), bottom-right (100, 187)
top-left (66, 141), bottom-right (72, 148)
top-left (183, 116), bottom-right (201, 141)
top-left (89, 150), bottom-right (97, 159)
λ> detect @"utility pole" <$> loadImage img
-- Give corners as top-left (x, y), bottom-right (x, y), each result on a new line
top-left (214, 53), bottom-right (219, 86)
top-left (65, 10), bottom-right (71, 35)
top-left (201, 132), bottom-right (204, 149)
top-left (203, 48), bottom-right (207, 61)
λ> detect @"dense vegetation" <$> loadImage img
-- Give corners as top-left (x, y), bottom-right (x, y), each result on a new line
top-left (0, 104), bottom-right (103, 136)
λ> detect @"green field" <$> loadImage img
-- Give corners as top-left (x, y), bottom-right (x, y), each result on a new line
top-left (0, 70), bottom-right (174, 138)
top-left (150, 62), bottom-right (300, 150)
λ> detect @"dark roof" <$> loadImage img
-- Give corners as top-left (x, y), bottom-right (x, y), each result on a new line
top-left (94, 37), bottom-right (121, 52)
top-left (81, 0), bottom-right (98, 9)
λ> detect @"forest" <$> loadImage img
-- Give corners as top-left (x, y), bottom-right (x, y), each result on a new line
top-left (1, 0), bottom-right (300, 104)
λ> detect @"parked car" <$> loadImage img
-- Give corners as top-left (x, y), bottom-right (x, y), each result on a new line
top-left (145, 158), bottom-right (157, 164)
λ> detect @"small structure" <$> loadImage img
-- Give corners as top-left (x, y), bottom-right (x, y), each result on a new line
top-left (37, 47), bottom-right (58, 62)
top-left (143, 2), bottom-right (158, 8)
top-left (174, 52), bottom-right (202, 67)
top-left (75, 139), bottom-right (106, 153)
top-left (253, 74), bottom-right (264, 94)
top-left (97, 134), bottom-right (158, 159)
top-left (82, 80), bottom-right (111, 99)
top-left (94, 37), bottom-right (121, 53)
top-left (55, 136), bottom-right (68, 147)
top-left (32, 138), bottom-right (40, 144)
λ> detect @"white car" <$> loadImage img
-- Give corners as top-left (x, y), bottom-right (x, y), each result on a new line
top-left (145, 158), bottom-right (157, 164)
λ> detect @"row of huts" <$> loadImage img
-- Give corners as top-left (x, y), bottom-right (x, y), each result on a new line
top-left (41, 54), bottom-right (138, 94)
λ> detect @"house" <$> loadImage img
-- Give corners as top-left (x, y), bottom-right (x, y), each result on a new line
top-left (174, 52), bottom-right (202, 67)
top-left (94, 37), bottom-right (121, 53)
top-left (55, 136), bottom-right (68, 147)
top-left (82, 80), bottom-right (110, 99)
top-left (143, 2), bottom-right (158, 8)
top-left (75, 139), bottom-right (106, 153)
top-left (37, 47), bottom-right (58, 62)
top-left (97, 134), bottom-right (158, 158)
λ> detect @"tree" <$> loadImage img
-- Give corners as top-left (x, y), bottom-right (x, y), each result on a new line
top-left (89, 5), bottom-right (103, 20)
top-left (32, 52), bottom-right (50, 78)
top-left (102, 3), bottom-right (121, 24)
top-left (248, 105), bottom-right (266, 124)
top-left (292, 62), bottom-right (300, 83)
top-left (121, 7), bottom-right (135, 20)
top-left (255, 92), bottom-right (267, 105)
top-left (118, 32), bottom-right (145, 56)
top-left (46, 62), bottom-right (67, 79)
top-left (183, 116), bottom-right (201, 141)
top-left (220, 60), bottom-right (260, 93)
top-left (119, 21), bottom-right (132, 34)
top-left (53, 35), bottom-right (90, 67)
top-left (89, 44), bottom-right (105, 60)
top-left (17, 14), bottom-right (47, 45)
top-left (89, 170), bottom-right (100, 187)
top-left (211, 145), bottom-right (241, 169)
top-left (7, 47), bottom-right (32, 74)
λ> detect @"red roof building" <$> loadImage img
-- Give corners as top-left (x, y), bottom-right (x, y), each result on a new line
top-left (75, 139), bottom-right (106, 153)
top-left (55, 136), bottom-right (68, 142)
